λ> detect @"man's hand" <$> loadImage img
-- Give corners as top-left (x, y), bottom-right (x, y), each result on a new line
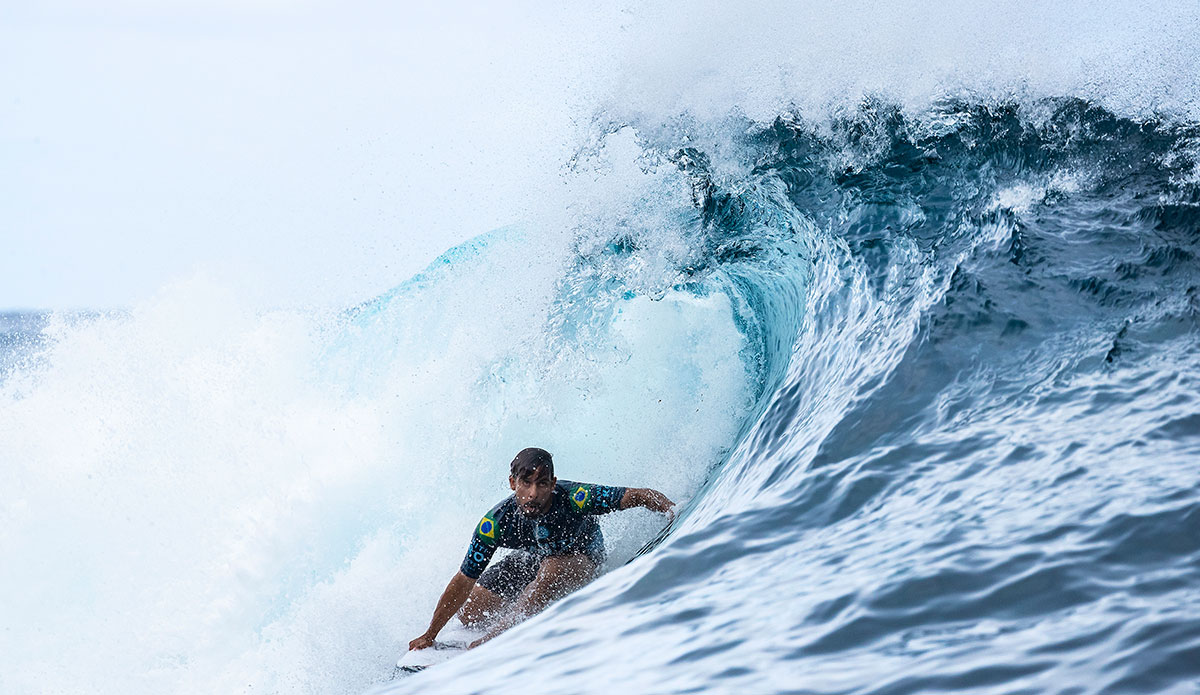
top-left (408, 572), bottom-right (477, 652)
top-left (620, 487), bottom-right (676, 518)
top-left (408, 632), bottom-right (436, 651)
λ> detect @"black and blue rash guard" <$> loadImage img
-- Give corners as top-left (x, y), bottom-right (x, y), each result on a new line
top-left (460, 480), bottom-right (627, 580)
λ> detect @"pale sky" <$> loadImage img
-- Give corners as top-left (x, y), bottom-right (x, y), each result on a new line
top-left (6, 1), bottom-right (1198, 311)
top-left (2, 2), bottom-right (612, 310)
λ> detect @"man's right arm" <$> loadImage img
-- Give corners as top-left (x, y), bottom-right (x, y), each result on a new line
top-left (408, 572), bottom-right (476, 650)
top-left (409, 513), bottom-right (500, 650)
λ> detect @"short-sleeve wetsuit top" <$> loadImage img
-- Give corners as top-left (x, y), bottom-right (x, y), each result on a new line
top-left (460, 480), bottom-right (627, 580)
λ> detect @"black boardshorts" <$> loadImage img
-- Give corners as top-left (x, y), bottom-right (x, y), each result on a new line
top-left (477, 535), bottom-right (606, 600)
top-left (476, 551), bottom-right (543, 599)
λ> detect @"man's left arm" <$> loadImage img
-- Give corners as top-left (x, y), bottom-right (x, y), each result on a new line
top-left (619, 487), bottom-right (676, 521)
top-left (570, 482), bottom-right (675, 521)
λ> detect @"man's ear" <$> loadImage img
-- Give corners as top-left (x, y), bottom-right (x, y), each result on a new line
top-left (551, 476), bottom-right (558, 486)
top-left (509, 475), bottom-right (517, 490)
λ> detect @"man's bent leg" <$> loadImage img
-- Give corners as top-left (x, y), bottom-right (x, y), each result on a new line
top-left (460, 552), bottom-right (542, 627)
top-left (469, 554), bottom-right (598, 648)
top-left (458, 584), bottom-right (504, 626)
top-left (512, 554), bottom-right (597, 618)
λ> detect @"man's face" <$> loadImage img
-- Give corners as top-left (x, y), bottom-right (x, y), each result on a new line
top-left (510, 468), bottom-right (556, 518)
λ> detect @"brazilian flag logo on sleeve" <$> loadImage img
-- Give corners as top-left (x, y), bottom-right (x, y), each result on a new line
top-left (477, 514), bottom-right (497, 542)
top-left (571, 485), bottom-right (590, 511)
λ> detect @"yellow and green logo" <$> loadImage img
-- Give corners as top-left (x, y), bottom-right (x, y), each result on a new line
top-left (572, 486), bottom-right (590, 510)
top-left (478, 514), bottom-right (496, 539)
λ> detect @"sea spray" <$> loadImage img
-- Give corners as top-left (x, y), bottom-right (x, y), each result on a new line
top-left (1, 211), bottom-right (755, 693)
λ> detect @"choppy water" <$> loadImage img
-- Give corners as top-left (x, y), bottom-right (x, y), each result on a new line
top-left (4, 51), bottom-right (1200, 695)
top-left (360, 99), bottom-right (1200, 695)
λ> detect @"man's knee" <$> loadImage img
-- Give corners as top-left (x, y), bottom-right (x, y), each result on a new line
top-left (535, 554), bottom-right (597, 593)
top-left (459, 585), bottom-right (503, 626)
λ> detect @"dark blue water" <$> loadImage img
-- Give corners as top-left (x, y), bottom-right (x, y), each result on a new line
top-left (3, 99), bottom-right (1198, 695)
top-left (377, 99), bottom-right (1200, 694)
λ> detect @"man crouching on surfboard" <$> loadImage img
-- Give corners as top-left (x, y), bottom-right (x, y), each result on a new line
top-left (408, 447), bottom-right (675, 651)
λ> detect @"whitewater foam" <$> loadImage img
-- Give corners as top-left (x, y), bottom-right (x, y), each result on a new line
top-left (6, 3), bottom-right (1200, 694)
top-left (0, 209), bottom-right (756, 693)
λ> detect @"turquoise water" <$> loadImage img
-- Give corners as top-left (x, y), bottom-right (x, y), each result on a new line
top-left (374, 100), bottom-right (1200, 694)
top-left (3, 89), bottom-right (1199, 695)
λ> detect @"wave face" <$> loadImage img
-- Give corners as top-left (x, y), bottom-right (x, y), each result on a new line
top-left (3, 99), bottom-right (1200, 693)
top-left (370, 100), bottom-right (1200, 694)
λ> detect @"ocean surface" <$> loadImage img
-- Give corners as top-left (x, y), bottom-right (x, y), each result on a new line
top-left (369, 100), bottom-right (1200, 695)
top-left (5, 21), bottom-right (1200, 695)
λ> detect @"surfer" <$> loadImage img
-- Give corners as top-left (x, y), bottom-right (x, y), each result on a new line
top-left (408, 447), bottom-right (675, 650)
